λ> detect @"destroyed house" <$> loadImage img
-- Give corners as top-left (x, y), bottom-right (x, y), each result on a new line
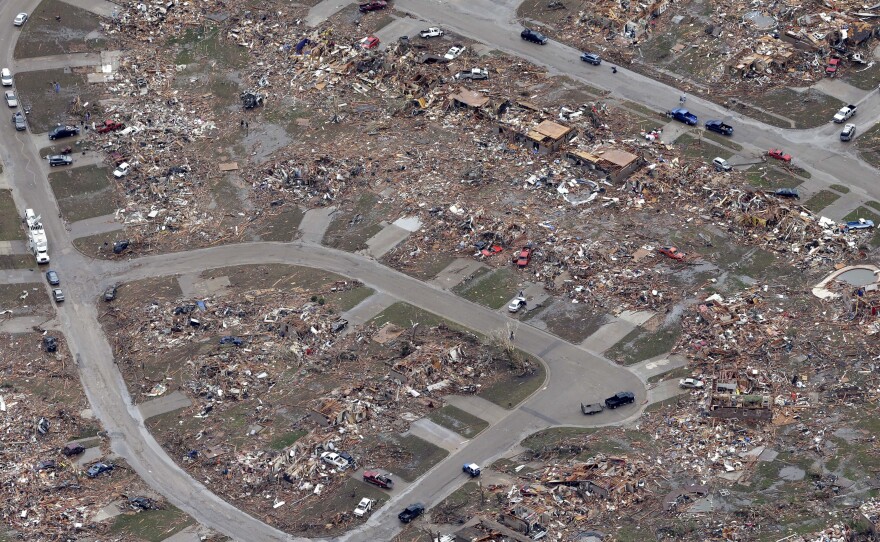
top-left (451, 89), bottom-right (490, 110)
top-left (498, 117), bottom-right (577, 154)
top-left (706, 393), bottom-right (771, 422)
top-left (566, 147), bottom-right (642, 182)
top-left (501, 504), bottom-right (549, 538)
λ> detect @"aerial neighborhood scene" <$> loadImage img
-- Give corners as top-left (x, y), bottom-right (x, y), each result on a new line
top-left (2, 0), bottom-right (880, 540)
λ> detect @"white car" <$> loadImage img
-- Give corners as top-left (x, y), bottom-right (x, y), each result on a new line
top-left (443, 46), bottom-right (465, 60)
top-left (679, 378), bottom-right (704, 389)
top-left (320, 451), bottom-right (349, 470)
top-left (419, 27), bottom-right (443, 38)
top-left (4, 91), bottom-right (17, 108)
top-left (0, 69), bottom-right (12, 86)
top-left (353, 498), bottom-right (373, 517)
top-left (113, 162), bottom-right (131, 178)
top-left (13, 13), bottom-right (28, 27)
top-left (508, 296), bottom-right (527, 313)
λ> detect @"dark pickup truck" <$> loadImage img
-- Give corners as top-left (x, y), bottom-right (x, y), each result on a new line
top-left (704, 120), bottom-right (733, 136)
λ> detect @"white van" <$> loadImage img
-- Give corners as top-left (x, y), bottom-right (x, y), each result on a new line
top-left (712, 157), bottom-right (732, 172)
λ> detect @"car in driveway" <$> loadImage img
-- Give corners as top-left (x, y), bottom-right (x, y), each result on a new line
top-left (508, 296), bottom-right (527, 313)
top-left (52, 289), bottom-right (64, 303)
top-left (774, 188), bottom-right (799, 199)
top-left (353, 498), bottom-right (373, 517)
top-left (5, 91), bottom-right (18, 108)
top-left (679, 378), bottom-right (705, 389)
top-left (86, 462), bottom-right (113, 478)
top-left (521, 28), bottom-right (548, 44)
top-left (398, 503), bottom-right (425, 523)
top-left (12, 111), bottom-right (26, 131)
top-left (712, 157), bottom-right (731, 172)
top-left (454, 68), bottom-right (488, 81)
top-left (419, 27), bottom-right (443, 38)
top-left (13, 13), bottom-right (29, 27)
top-left (840, 123), bottom-right (856, 142)
top-left (843, 218), bottom-right (874, 231)
top-left (359, 36), bottom-right (380, 49)
top-left (580, 52), bottom-right (601, 65)
top-left (1, 68), bottom-right (12, 86)
top-left (768, 148), bottom-right (792, 162)
top-left (580, 402), bottom-right (604, 415)
top-left (46, 270), bottom-right (60, 285)
top-left (363, 470), bottom-right (394, 489)
top-left (358, 1), bottom-right (387, 12)
top-left (48, 155), bottom-right (73, 167)
top-left (49, 125), bottom-right (79, 140)
top-left (62, 443), bottom-right (85, 456)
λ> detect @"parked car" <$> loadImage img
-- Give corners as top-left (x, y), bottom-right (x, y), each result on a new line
top-left (12, 111), bottom-right (26, 131)
top-left (62, 443), bottom-right (85, 456)
top-left (508, 296), bottom-right (527, 313)
top-left (48, 125), bottom-right (79, 140)
top-left (712, 157), bottom-right (731, 172)
top-left (320, 451), bottom-right (350, 470)
top-left (521, 28), bottom-right (548, 45)
top-left (767, 148), bottom-right (792, 162)
top-left (112, 240), bottom-right (130, 254)
top-left (86, 462), bottom-right (113, 478)
top-left (580, 402), bottom-right (604, 415)
top-left (5, 90), bottom-right (18, 108)
top-left (0, 68), bottom-right (12, 86)
top-left (840, 123), bottom-right (856, 142)
top-left (52, 289), bottom-right (64, 303)
top-left (679, 378), bottom-right (705, 389)
top-left (48, 155), bottom-right (73, 167)
top-left (774, 188), bottom-right (799, 199)
top-left (13, 13), bottom-right (29, 27)
top-left (359, 36), bottom-right (380, 49)
top-left (605, 391), bottom-right (635, 409)
top-left (657, 246), bottom-right (685, 261)
top-left (444, 46), bottom-right (465, 60)
top-left (43, 336), bottom-right (57, 353)
top-left (419, 27), bottom-right (443, 38)
top-left (463, 463), bottom-right (481, 477)
top-left (363, 470), bottom-right (394, 489)
top-left (354, 498), bottom-right (374, 517)
top-left (398, 503), bottom-right (425, 523)
top-left (113, 162), bottom-right (131, 178)
top-left (513, 246), bottom-right (531, 268)
top-left (46, 270), bottom-right (60, 285)
top-left (96, 119), bottom-right (125, 134)
top-left (331, 319), bottom-right (348, 333)
top-left (34, 460), bottom-right (57, 471)
top-left (358, 1), bottom-right (387, 12)
top-left (580, 52), bottom-right (601, 65)
top-left (825, 57), bottom-right (841, 77)
top-left (843, 218), bottom-right (874, 231)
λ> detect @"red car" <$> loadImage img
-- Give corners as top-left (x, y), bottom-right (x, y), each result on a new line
top-left (359, 36), bottom-right (380, 49)
top-left (96, 120), bottom-right (125, 134)
top-left (359, 1), bottom-right (387, 12)
top-left (363, 470), bottom-right (394, 489)
top-left (657, 246), bottom-right (685, 261)
top-left (768, 148), bottom-right (792, 162)
top-left (513, 247), bottom-right (531, 268)
top-left (825, 57), bottom-right (841, 77)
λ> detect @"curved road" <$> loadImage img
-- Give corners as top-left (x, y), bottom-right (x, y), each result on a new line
top-left (2, 0), bottom-right (870, 540)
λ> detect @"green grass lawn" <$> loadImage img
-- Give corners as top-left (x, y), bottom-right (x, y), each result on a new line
top-left (428, 405), bottom-right (489, 438)
top-left (803, 190), bottom-right (841, 212)
top-left (829, 184), bottom-right (850, 194)
top-left (0, 190), bottom-right (24, 241)
top-left (110, 506), bottom-right (195, 542)
top-left (453, 268), bottom-right (522, 310)
top-left (48, 165), bottom-right (118, 222)
top-left (478, 357), bottom-right (546, 408)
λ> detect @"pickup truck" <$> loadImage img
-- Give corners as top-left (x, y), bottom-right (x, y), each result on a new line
top-left (667, 108), bottom-right (697, 126)
top-left (419, 27), bottom-right (443, 38)
top-left (833, 104), bottom-right (856, 123)
top-left (454, 68), bottom-right (488, 81)
top-left (704, 120), bottom-right (733, 136)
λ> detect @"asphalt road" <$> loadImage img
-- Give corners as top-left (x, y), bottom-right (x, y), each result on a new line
top-left (1, 0), bottom-right (872, 540)
top-left (394, 0), bottom-right (880, 206)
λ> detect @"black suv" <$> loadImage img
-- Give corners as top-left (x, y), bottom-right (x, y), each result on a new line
top-left (398, 503), bottom-right (425, 523)
top-left (605, 391), bottom-right (635, 409)
top-left (48, 125), bottom-right (79, 140)
top-left (48, 155), bottom-right (73, 167)
top-left (774, 188), bottom-right (799, 199)
top-left (521, 28), bottom-right (548, 45)
top-left (580, 52), bottom-right (601, 65)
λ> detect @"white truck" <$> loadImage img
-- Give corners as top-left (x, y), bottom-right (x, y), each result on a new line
top-left (833, 104), bottom-right (856, 123)
top-left (25, 209), bottom-right (49, 264)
